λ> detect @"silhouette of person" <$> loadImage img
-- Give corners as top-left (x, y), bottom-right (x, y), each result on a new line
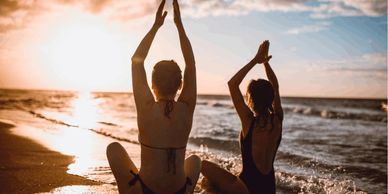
top-left (106, 1), bottom-right (200, 193)
top-left (201, 40), bottom-right (283, 194)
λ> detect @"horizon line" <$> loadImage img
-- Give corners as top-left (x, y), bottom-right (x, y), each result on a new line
top-left (0, 87), bottom-right (386, 101)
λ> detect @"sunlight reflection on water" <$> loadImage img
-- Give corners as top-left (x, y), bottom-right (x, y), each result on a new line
top-left (43, 184), bottom-right (117, 194)
top-left (52, 91), bottom-right (103, 176)
top-left (71, 91), bottom-right (99, 129)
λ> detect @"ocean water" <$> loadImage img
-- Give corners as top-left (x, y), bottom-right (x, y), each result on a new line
top-left (0, 89), bottom-right (386, 194)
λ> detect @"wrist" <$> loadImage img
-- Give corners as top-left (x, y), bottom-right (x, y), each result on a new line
top-left (151, 24), bottom-right (160, 31)
top-left (250, 58), bottom-right (258, 64)
top-left (264, 55), bottom-right (272, 64)
top-left (175, 21), bottom-right (183, 29)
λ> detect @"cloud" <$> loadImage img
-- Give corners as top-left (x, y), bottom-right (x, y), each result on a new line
top-left (179, 0), bottom-right (387, 18)
top-left (361, 52), bottom-right (387, 66)
top-left (0, 0), bottom-right (158, 33)
top-left (343, 0), bottom-right (387, 16)
top-left (55, 0), bottom-right (159, 17)
top-left (309, 0), bottom-right (387, 19)
top-left (0, 0), bottom-right (386, 34)
top-left (55, 0), bottom-right (114, 13)
top-left (331, 67), bottom-right (387, 80)
top-left (286, 21), bottom-right (331, 35)
top-left (308, 52), bottom-right (387, 80)
top-left (0, 0), bottom-right (43, 33)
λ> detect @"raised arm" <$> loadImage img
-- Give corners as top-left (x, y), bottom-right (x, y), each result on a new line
top-left (257, 40), bottom-right (283, 120)
top-left (228, 41), bottom-right (271, 135)
top-left (131, 0), bottom-right (167, 109)
top-left (228, 60), bottom-right (256, 133)
top-left (174, 0), bottom-right (197, 113)
top-left (263, 61), bottom-right (283, 121)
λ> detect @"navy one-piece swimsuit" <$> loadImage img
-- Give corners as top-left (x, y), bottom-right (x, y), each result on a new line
top-left (239, 118), bottom-right (278, 194)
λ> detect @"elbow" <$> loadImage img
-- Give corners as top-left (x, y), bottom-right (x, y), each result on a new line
top-left (227, 80), bottom-right (237, 89)
top-left (227, 77), bottom-right (237, 86)
top-left (131, 55), bottom-right (137, 63)
top-left (227, 80), bottom-right (233, 87)
top-left (131, 56), bottom-right (144, 65)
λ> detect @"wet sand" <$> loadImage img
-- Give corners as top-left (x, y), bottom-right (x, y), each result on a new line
top-left (0, 121), bottom-right (99, 194)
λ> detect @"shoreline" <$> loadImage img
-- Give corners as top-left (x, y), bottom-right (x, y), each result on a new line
top-left (0, 121), bottom-right (99, 193)
top-left (0, 88), bottom-right (386, 101)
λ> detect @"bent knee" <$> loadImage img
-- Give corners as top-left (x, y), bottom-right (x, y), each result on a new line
top-left (201, 160), bottom-right (212, 171)
top-left (106, 142), bottom-right (122, 156)
top-left (187, 155), bottom-right (201, 163)
top-left (186, 155), bottom-right (201, 170)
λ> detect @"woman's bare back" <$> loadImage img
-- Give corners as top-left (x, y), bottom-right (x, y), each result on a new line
top-left (250, 115), bottom-right (282, 175)
top-left (137, 101), bottom-right (193, 192)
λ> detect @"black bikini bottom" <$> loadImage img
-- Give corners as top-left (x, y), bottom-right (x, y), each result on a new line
top-left (128, 170), bottom-right (192, 194)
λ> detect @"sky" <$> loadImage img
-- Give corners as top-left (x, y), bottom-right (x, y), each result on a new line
top-left (0, 0), bottom-right (386, 98)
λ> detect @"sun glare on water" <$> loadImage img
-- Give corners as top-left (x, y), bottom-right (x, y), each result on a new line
top-left (71, 91), bottom-right (99, 129)
top-left (50, 91), bottom-right (105, 175)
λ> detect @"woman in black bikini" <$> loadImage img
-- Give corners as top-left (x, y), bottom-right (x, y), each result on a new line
top-left (106, 0), bottom-right (200, 193)
top-left (201, 40), bottom-right (283, 194)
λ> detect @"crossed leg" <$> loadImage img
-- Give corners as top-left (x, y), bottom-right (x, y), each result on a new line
top-left (184, 155), bottom-right (201, 193)
top-left (106, 142), bottom-right (141, 194)
top-left (201, 160), bottom-right (249, 194)
top-left (107, 143), bottom-right (202, 194)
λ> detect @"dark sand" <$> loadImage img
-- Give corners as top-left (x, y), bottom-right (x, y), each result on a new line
top-left (0, 121), bottom-right (99, 194)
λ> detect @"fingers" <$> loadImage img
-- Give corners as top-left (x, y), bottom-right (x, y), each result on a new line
top-left (264, 42), bottom-right (269, 57)
top-left (265, 40), bottom-right (270, 48)
top-left (266, 55), bottom-right (272, 62)
top-left (162, 11), bottom-right (168, 19)
top-left (157, 0), bottom-right (166, 16)
top-left (263, 40), bottom-right (270, 57)
top-left (173, 0), bottom-right (179, 8)
top-left (261, 40), bottom-right (268, 49)
top-left (254, 40), bottom-right (271, 63)
top-left (173, 0), bottom-right (182, 26)
top-left (173, 0), bottom-right (181, 15)
top-left (265, 40), bottom-right (269, 49)
top-left (257, 42), bottom-right (264, 54)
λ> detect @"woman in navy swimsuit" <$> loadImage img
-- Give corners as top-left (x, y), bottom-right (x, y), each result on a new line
top-left (201, 40), bottom-right (283, 194)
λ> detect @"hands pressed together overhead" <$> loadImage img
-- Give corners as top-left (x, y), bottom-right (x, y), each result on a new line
top-left (153, 0), bottom-right (272, 66)
top-left (253, 40), bottom-right (272, 64)
top-left (153, 0), bottom-right (183, 29)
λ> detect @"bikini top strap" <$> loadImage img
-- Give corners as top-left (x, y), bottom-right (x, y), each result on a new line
top-left (140, 142), bottom-right (186, 174)
top-left (140, 142), bottom-right (187, 150)
top-left (159, 99), bottom-right (174, 118)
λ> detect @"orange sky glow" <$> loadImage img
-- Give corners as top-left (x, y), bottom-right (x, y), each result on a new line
top-left (0, 0), bottom-right (386, 98)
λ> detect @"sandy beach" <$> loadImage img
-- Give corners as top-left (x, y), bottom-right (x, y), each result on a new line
top-left (0, 90), bottom-right (386, 193)
top-left (0, 121), bottom-right (99, 193)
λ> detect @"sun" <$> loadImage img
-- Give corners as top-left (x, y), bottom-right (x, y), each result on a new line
top-left (39, 15), bottom-right (126, 91)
